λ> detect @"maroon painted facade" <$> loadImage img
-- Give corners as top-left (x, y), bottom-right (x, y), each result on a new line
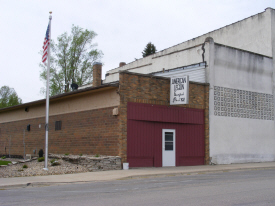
top-left (127, 102), bottom-right (205, 167)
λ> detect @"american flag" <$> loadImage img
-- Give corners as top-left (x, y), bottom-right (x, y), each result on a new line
top-left (42, 24), bottom-right (50, 65)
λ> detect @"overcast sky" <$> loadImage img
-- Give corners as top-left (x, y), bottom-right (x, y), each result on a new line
top-left (0, 0), bottom-right (274, 103)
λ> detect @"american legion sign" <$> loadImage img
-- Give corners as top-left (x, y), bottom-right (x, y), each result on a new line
top-left (170, 76), bottom-right (189, 105)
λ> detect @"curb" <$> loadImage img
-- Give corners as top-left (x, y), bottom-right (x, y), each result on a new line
top-left (1, 165), bottom-right (275, 190)
top-left (0, 181), bottom-right (85, 190)
top-left (118, 166), bottom-right (275, 180)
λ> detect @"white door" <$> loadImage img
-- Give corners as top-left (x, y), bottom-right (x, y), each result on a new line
top-left (162, 129), bottom-right (176, 167)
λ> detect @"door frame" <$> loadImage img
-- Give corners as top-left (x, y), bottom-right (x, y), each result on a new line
top-left (162, 129), bottom-right (176, 167)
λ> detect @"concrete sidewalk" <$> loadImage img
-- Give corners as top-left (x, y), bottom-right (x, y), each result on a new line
top-left (1, 162), bottom-right (275, 189)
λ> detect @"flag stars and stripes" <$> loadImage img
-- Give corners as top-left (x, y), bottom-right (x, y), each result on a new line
top-left (42, 24), bottom-right (50, 65)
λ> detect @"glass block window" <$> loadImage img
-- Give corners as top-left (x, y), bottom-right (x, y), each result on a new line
top-left (214, 86), bottom-right (274, 120)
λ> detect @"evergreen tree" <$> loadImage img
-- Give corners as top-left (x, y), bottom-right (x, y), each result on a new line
top-left (142, 42), bottom-right (157, 57)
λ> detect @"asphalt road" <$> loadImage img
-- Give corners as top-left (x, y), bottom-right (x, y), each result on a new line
top-left (1, 169), bottom-right (275, 206)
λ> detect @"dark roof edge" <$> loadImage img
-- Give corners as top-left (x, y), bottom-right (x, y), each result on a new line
top-left (0, 82), bottom-right (119, 113)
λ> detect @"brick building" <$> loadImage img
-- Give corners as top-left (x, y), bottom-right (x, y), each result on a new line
top-left (0, 65), bottom-right (209, 167)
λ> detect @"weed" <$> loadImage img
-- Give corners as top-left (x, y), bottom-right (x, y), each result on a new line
top-left (51, 161), bottom-right (61, 166)
top-left (1, 156), bottom-right (6, 159)
top-left (95, 154), bottom-right (100, 157)
top-left (37, 157), bottom-right (45, 162)
top-left (23, 164), bottom-right (28, 169)
top-left (64, 153), bottom-right (69, 156)
top-left (79, 153), bottom-right (83, 156)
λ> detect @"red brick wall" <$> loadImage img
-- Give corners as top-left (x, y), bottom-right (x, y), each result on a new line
top-left (0, 107), bottom-right (119, 157)
top-left (118, 71), bottom-right (209, 164)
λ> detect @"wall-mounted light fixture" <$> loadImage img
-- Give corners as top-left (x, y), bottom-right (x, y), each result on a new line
top-left (27, 124), bottom-right (31, 131)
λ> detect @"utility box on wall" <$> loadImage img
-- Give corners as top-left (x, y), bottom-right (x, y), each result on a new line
top-left (112, 108), bottom-right (119, 116)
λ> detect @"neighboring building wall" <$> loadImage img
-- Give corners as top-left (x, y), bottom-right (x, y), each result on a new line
top-left (208, 43), bottom-right (275, 164)
top-left (271, 9), bottom-right (275, 123)
top-left (118, 71), bottom-right (209, 163)
top-left (104, 8), bottom-right (274, 84)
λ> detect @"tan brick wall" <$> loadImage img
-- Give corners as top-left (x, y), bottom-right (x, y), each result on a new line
top-left (0, 107), bottom-right (119, 157)
top-left (118, 71), bottom-right (209, 164)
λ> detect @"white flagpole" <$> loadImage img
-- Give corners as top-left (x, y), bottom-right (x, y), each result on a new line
top-left (44, 12), bottom-right (52, 170)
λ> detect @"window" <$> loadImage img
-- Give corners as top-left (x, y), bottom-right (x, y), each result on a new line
top-left (165, 132), bottom-right (174, 150)
top-left (55, 121), bottom-right (62, 131)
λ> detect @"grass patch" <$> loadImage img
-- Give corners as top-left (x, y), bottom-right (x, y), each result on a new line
top-left (0, 160), bottom-right (12, 165)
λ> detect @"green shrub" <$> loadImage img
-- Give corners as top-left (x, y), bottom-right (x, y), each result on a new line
top-left (79, 153), bottom-right (83, 156)
top-left (23, 164), bottom-right (28, 169)
top-left (95, 154), bottom-right (100, 157)
top-left (37, 157), bottom-right (45, 162)
top-left (1, 156), bottom-right (6, 159)
top-left (64, 153), bottom-right (69, 156)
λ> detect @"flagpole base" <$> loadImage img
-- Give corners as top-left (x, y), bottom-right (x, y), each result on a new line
top-left (43, 168), bottom-right (49, 171)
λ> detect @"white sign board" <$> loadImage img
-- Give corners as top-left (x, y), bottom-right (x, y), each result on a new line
top-left (170, 76), bottom-right (189, 105)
